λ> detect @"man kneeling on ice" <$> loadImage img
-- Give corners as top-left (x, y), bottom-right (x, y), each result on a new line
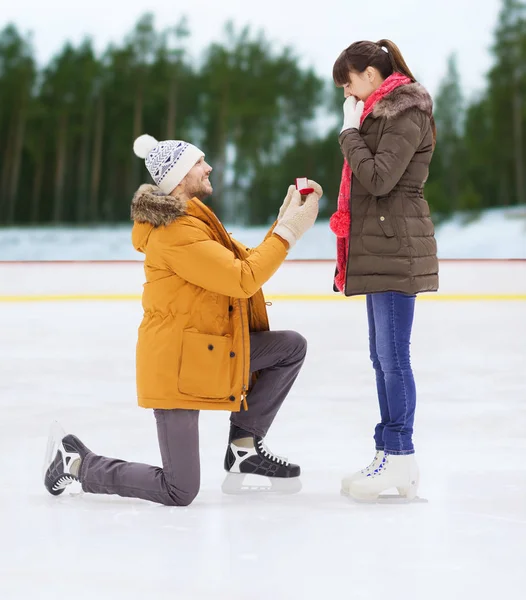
top-left (44, 134), bottom-right (322, 506)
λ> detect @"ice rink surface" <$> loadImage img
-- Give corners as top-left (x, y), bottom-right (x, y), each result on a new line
top-left (1, 274), bottom-right (525, 598)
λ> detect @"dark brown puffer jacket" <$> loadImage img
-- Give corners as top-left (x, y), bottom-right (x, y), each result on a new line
top-left (338, 82), bottom-right (439, 296)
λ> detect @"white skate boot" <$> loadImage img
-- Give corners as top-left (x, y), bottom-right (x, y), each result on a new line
top-left (340, 451), bottom-right (385, 496)
top-left (345, 453), bottom-right (420, 502)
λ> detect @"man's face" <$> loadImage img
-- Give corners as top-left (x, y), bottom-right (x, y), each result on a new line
top-left (181, 157), bottom-right (213, 201)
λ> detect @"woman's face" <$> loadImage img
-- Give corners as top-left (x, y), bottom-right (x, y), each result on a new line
top-left (342, 67), bottom-right (381, 101)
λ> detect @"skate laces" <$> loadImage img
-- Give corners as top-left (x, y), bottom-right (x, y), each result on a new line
top-left (367, 455), bottom-right (388, 478)
top-left (257, 439), bottom-right (289, 466)
top-left (52, 474), bottom-right (77, 492)
top-left (50, 442), bottom-right (80, 486)
top-left (361, 451), bottom-right (382, 474)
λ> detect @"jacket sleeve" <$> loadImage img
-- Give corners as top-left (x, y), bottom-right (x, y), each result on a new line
top-left (339, 110), bottom-right (424, 197)
top-left (264, 221), bottom-right (278, 241)
top-left (154, 218), bottom-right (288, 298)
top-left (246, 221), bottom-right (278, 252)
top-left (231, 220), bottom-right (287, 257)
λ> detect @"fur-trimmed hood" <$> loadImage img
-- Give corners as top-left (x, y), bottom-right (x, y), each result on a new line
top-left (131, 184), bottom-right (188, 253)
top-left (373, 82), bottom-right (433, 120)
top-left (131, 184), bottom-right (187, 227)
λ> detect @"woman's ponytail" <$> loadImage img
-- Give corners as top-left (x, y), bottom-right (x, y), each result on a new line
top-left (376, 39), bottom-right (416, 82)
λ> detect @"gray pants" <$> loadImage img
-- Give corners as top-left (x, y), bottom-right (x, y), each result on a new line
top-left (80, 330), bottom-right (307, 506)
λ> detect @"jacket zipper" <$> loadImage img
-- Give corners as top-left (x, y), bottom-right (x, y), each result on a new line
top-left (344, 174), bottom-right (353, 292)
top-left (197, 206), bottom-right (249, 411)
top-left (343, 117), bottom-right (370, 292)
top-left (237, 298), bottom-right (249, 411)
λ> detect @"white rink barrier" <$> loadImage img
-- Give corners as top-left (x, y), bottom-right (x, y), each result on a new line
top-left (0, 260), bottom-right (525, 301)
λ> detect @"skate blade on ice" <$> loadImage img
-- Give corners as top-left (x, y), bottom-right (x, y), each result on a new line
top-left (43, 420), bottom-right (67, 481)
top-left (343, 492), bottom-right (428, 505)
top-left (221, 473), bottom-right (302, 495)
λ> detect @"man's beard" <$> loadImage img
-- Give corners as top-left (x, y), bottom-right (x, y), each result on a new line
top-left (187, 181), bottom-right (212, 202)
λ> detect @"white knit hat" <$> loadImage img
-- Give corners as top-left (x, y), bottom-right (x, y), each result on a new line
top-left (133, 134), bottom-right (205, 194)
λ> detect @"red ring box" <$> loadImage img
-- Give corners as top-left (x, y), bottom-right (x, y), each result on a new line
top-left (295, 177), bottom-right (314, 195)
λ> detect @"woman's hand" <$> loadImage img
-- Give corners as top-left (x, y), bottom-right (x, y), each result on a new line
top-left (341, 96), bottom-right (364, 133)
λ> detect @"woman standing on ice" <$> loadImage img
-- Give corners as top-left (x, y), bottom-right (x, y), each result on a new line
top-left (330, 40), bottom-right (438, 501)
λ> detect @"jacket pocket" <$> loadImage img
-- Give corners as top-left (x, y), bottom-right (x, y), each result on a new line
top-left (178, 331), bottom-right (231, 399)
top-left (378, 214), bottom-right (395, 237)
top-left (377, 197), bottom-right (401, 250)
top-left (376, 197), bottom-right (396, 237)
top-left (361, 199), bottom-right (401, 255)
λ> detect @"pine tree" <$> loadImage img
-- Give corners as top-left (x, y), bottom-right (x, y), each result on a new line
top-left (487, 0), bottom-right (526, 205)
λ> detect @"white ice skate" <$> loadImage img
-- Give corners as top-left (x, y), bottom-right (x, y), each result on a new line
top-left (341, 450), bottom-right (385, 496)
top-left (345, 453), bottom-right (423, 503)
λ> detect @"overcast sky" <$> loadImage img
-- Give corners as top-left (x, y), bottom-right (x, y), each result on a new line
top-left (3, 0), bottom-right (501, 101)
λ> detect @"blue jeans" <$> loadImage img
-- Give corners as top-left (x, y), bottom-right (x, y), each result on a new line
top-left (366, 292), bottom-right (416, 455)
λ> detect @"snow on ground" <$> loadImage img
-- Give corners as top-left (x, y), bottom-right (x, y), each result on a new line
top-left (1, 206), bottom-right (525, 261)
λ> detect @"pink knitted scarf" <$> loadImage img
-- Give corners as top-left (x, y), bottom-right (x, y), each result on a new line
top-left (329, 73), bottom-right (412, 292)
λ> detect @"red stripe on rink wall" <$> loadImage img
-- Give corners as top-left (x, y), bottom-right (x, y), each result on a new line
top-left (0, 259), bottom-right (525, 265)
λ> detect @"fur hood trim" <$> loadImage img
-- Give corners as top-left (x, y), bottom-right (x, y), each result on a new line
top-left (373, 82), bottom-right (433, 120)
top-left (130, 184), bottom-right (187, 227)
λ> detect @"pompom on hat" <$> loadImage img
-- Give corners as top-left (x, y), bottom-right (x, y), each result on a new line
top-left (133, 134), bottom-right (205, 194)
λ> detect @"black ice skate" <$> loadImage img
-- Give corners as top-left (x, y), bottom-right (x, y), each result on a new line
top-left (44, 430), bottom-right (91, 496)
top-left (224, 435), bottom-right (300, 478)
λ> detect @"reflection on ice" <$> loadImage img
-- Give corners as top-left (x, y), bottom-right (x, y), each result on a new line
top-left (221, 472), bottom-right (302, 495)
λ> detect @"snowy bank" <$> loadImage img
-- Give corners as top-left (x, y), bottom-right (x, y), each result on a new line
top-left (1, 206), bottom-right (525, 261)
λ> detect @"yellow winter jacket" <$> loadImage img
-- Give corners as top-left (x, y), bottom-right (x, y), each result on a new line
top-left (130, 184), bottom-right (288, 411)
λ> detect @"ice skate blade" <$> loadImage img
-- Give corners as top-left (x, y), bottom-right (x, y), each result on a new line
top-left (43, 420), bottom-right (67, 480)
top-left (221, 473), bottom-right (302, 495)
top-left (347, 494), bottom-right (428, 505)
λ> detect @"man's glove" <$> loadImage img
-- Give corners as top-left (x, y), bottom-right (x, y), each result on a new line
top-left (273, 190), bottom-right (320, 248)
